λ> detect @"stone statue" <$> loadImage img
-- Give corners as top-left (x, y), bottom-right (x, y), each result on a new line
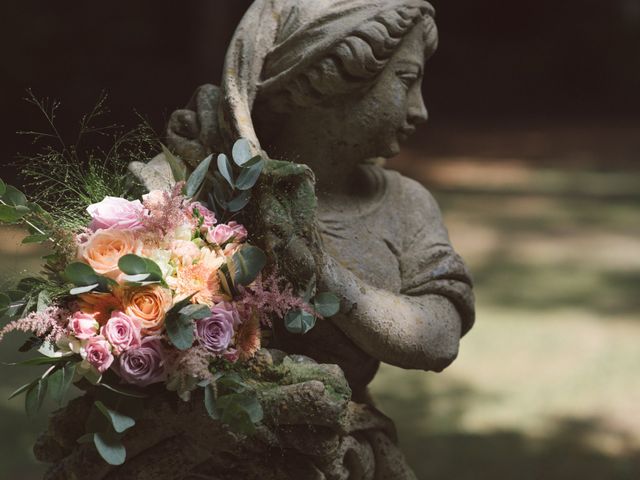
top-left (36, 1), bottom-right (474, 478)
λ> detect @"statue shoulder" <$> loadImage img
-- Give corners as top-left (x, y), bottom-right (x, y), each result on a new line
top-left (380, 167), bottom-right (445, 225)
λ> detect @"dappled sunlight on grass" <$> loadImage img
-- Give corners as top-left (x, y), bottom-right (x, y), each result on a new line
top-left (374, 150), bottom-right (640, 478)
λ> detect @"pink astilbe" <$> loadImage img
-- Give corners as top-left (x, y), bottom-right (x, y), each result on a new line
top-left (236, 273), bottom-right (315, 327)
top-left (140, 182), bottom-right (189, 234)
top-left (0, 305), bottom-right (71, 344)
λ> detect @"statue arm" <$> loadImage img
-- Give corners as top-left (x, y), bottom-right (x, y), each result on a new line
top-left (319, 179), bottom-right (474, 372)
top-left (321, 255), bottom-right (464, 372)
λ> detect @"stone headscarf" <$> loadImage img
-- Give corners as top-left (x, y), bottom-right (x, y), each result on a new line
top-left (168, 0), bottom-right (436, 164)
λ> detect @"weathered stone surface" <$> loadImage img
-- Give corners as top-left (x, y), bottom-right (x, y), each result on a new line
top-left (39, 0), bottom-right (476, 478)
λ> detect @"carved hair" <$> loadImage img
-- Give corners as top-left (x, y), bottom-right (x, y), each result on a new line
top-left (257, 3), bottom-right (437, 112)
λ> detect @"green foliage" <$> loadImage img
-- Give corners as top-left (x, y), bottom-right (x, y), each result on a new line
top-left (312, 292), bottom-right (341, 317)
top-left (48, 363), bottom-right (76, 406)
top-left (206, 138), bottom-right (264, 221)
top-left (161, 144), bottom-right (187, 182)
top-left (284, 309), bottom-right (317, 335)
top-left (231, 246), bottom-right (267, 286)
top-left (118, 254), bottom-right (164, 285)
top-left (25, 378), bottom-right (48, 418)
top-left (64, 262), bottom-right (115, 294)
top-left (93, 431), bottom-right (126, 466)
top-left (165, 299), bottom-right (210, 350)
top-left (202, 372), bottom-right (264, 435)
top-left (185, 154), bottom-right (213, 198)
top-left (17, 91), bottom-right (157, 231)
top-left (231, 138), bottom-right (253, 166)
top-left (94, 400), bottom-right (136, 434)
top-left (217, 154), bottom-right (234, 187)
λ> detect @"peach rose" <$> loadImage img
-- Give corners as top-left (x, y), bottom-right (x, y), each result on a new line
top-left (78, 292), bottom-right (124, 325)
top-left (123, 286), bottom-right (173, 334)
top-left (79, 229), bottom-right (142, 278)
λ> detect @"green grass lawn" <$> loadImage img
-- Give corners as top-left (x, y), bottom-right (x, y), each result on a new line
top-left (1, 158), bottom-right (639, 479)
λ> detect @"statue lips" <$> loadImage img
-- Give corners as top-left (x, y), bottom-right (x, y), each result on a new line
top-left (398, 125), bottom-right (416, 142)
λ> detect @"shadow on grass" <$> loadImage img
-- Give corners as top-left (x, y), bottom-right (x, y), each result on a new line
top-left (376, 381), bottom-right (640, 480)
top-left (472, 260), bottom-right (640, 317)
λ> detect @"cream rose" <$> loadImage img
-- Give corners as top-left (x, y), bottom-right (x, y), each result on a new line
top-left (79, 229), bottom-right (142, 278)
top-left (123, 286), bottom-right (173, 334)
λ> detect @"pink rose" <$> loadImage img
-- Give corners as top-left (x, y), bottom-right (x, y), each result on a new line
top-left (101, 311), bottom-right (141, 355)
top-left (207, 224), bottom-right (235, 246)
top-left (69, 311), bottom-right (99, 340)
top-left (87, 196), bottom-right (145, 231)
top-left (170, 240), bottom-right (201, 265)
top-left (206, 221), bottom-right (247, 246)
top-left (227, 221), bottom-right (248, 242)
top-left (187, 202), bottom-right (217, 230)
top-left (82, 336), bottom-right (114, 373)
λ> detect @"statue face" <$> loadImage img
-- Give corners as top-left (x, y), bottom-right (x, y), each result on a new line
top-left (336, 19), bottom-right (432, 159)
top-left (259, 19), bottom-right (435, 169)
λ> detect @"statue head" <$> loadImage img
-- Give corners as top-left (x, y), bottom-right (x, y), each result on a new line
top-left (168, 0), bottom-right (437, 166)
top-left (252, 0), bottom-right (437, 161)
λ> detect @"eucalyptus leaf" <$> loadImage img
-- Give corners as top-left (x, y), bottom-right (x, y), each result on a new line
top-left (186, 154), bottom-right (213, 198)
top-left (216, 392), bottom-right (263, 435)
top-left (204, 383), bottom-right (219, 420)
top-left (2, 185), bottom-right (28, 206)
top-left (232, 246), bottom-right (266, 286)
top-left (36, 290), bottom-right (51, 313)
top-left (8, 356), bottom-right (70, 366)
top-left (0, 204), bottom-right (29, 223)
top-left (69, 284), bottom-right (100, 296)
top-left (0, 293), bottom-right (10, 312)
top-left (227, 190), bottom-right (251, 212)
top-left (95, 400), bottom-right (136, 434)
top-left (118, 255), bottom-right (163, 282)
top-left (161, 144), bottom-right (188, 182)
top-left (284, 310), bottom-right (317, 335)
top-left (64, 262), bottom-right (99, 286)
top-left (21, 233), bottom-right (49, 244)
top-left (25, 378), bottom-right (48, 417)
top-left (235, 159), bottom-right (264, 191)
top-left (99, 383), bottom-right (148, 399)
top-left (217, 154), bottom-right (234, 187)
top-left (0, 178), bottom-right (5, 196)
top-left (211, 174), bottom-right (233, 210)
top-left (165, 305), bottom-right (197, 351)
top-left (217, 373), bottom-right (249, 394)
top-left (231, 138), bottom-right (253, 166)
top-left (242, 155), bottom-right (264, 168)
top-left (94, 431), bottom-right (126, 466)
top-left (313, 292), bottom-right (341, 317)
top-left (49, 363), bottom-right (76, 405)
top-left (179, 304), bottom-right (212, 320)
top-left (8, 380), bottom-right (37, 400)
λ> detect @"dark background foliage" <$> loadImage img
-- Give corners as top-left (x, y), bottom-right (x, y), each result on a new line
top-left (1, 0), bottom-right (639, 178)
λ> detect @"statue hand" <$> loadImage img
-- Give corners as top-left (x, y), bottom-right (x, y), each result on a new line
top-left (167, 84), bottom-right (221, 167)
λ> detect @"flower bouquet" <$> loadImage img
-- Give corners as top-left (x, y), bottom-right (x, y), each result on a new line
top-left (0, 104), bottom-right (339, 466)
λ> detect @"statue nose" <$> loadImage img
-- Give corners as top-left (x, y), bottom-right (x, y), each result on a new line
top-left (408, 90), bottom-right (429, 125)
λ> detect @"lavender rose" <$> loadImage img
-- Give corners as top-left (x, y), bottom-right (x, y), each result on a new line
top-left (101, 311), bottom-right (141, 355)
top-left (117, 336), bottom-right (166, 387)
top-left (196, 304), bottom-right (236, 354)
top-left (87, 196), bottom-right (144, 231)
